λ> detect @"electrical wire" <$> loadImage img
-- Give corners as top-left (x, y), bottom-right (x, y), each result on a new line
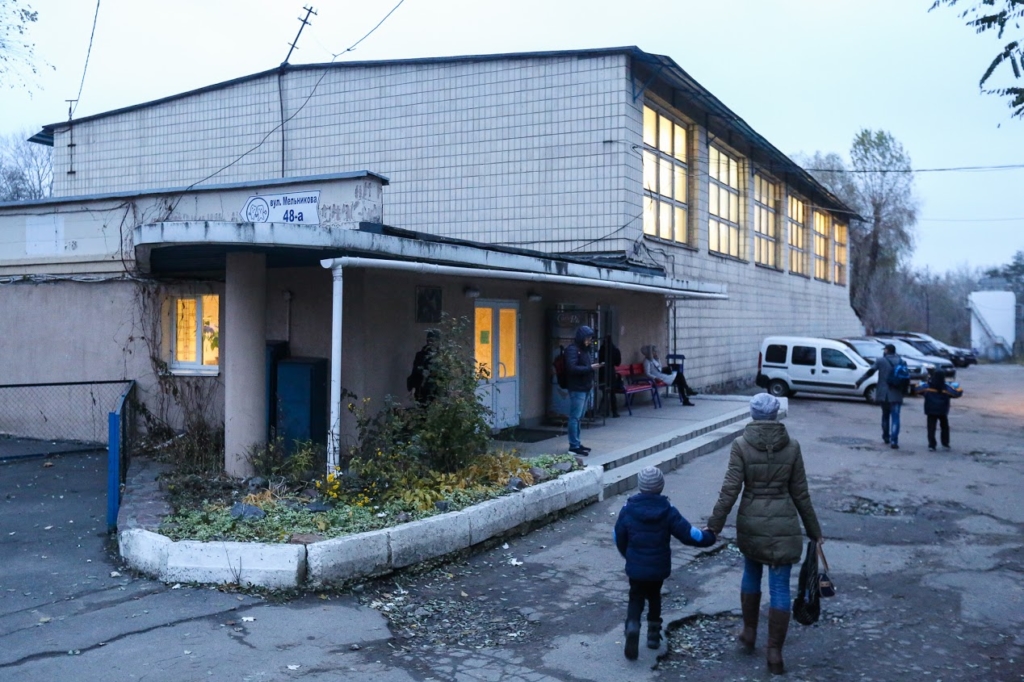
top-left (72, 0), bottom-right (102, 117)
top-left (332, 0), bottom-right (405, 58)
top-left (804, 163), bottom-right (1024, 174)
top-left (164, 0), bottom-right (407, 217)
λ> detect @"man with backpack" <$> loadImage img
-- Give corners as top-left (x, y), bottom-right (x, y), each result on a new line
top-left (563, 325), bottom-right (602, 456)
top-left (872, 343), bottom-right (908, 449)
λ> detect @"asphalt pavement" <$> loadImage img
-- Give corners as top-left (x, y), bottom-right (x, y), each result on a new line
top-left (1, 365), bottom-right (1022, 681)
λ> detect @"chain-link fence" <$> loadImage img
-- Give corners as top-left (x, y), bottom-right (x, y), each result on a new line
top-left (0, 380), bottom-right (133, 445)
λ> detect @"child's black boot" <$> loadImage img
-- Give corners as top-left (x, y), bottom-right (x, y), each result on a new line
top-left (646, 618), bottom-right (662, 649)
top-left (624, 620), bottom-right (640, 660)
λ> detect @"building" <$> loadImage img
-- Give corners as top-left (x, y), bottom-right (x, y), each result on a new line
top-left (1, 47), bottom-right (862, 474)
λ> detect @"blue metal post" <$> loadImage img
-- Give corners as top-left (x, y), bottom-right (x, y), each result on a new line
top-left (107, 411), bottom-right (119, 533)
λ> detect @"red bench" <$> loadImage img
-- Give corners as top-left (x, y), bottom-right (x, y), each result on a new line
top-left (612, 364), bottom-right (662, 415)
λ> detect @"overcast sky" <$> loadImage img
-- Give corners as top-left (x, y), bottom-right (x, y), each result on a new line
top-left (2, 0), bottom-right (1022, 274)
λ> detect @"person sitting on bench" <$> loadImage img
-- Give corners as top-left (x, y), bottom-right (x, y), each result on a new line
top-left (641, 345), bottom-right (695, 406)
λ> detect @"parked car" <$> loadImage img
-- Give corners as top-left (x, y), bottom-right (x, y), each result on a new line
top-left (873, 330), bottom-right (976, 367)
top-left (869, 336), bottom-right (957, 380)
top-left (837, 337), bottom-right (931, 387)
top-left (757, 336), bottom-right (878, 402)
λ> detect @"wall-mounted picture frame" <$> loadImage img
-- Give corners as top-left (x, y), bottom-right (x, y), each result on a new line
top-left (415, 286), bottom-right (442, 323)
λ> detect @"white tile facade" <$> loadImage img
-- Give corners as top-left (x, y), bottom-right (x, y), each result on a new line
top-left (47, 51), bottom-right (863, 389)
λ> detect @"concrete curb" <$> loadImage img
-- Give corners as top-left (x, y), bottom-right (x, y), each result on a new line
top-left (116, 401), bottom-right (761, 589)
top-left (118, 467), bottom-right (604, 589)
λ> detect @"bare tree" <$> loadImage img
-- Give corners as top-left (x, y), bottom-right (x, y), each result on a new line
top-left (801, 130), bottom-right (918, 331)
top-left (0, 129), bottom-right (52, 201)
top-left (0, 0), bottom-right (45, 91)
top-left (931, 0), bottom-right (1024, 118)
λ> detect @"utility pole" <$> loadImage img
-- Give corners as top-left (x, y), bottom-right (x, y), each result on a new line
top-left (282, 6), bottom-right (317, 67)
top-left (65, 99), bottom-right (78, 175)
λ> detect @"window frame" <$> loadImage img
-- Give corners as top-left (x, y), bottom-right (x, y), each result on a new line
top-left (641, 104), bottom-right (691, 246)
top-left (170, 294), bottom-right (220, 376)
top-left (812, 210), bottom-right (831, 282)
top-left (834, 222), bottom-right (849, 286)
top-left (753, 173), bottom-right (780, 269)
top-left (708, 144), bottom-right (744, 260)
top-left (787, 196), bottom-right (810, 277)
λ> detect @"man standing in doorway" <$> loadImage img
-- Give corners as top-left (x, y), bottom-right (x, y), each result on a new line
top-left (565, 325), bottom-right (602, 456)
top-left (872, 343), bottom-right (905, 449)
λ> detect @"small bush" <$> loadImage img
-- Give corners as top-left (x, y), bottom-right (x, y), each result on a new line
top-left (246, 438), bottom-right (323, 484)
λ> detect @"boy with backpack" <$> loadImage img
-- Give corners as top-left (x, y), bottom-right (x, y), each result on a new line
top-left (614, 467), bottom-right (716, 660)
top-left (872, 344), bottom-right (908, 449)
top-left (915, 369), bottom-right (964, 450)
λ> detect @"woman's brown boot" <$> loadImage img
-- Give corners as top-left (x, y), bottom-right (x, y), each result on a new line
top-left (766, 607), bottom-right (790, 674)
top-left (737, 592), bottom-right (761, 652)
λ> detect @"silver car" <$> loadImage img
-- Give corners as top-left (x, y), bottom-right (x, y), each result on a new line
top-left (869, 337), bottom-right (956, 380)
top-left (838, 338), bottom-right (931, 383)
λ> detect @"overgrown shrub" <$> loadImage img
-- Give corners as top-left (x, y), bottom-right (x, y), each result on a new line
top-left (407, 315), bottom-right (492, 473)
top-left (246, 438), bottom-right (323, 483)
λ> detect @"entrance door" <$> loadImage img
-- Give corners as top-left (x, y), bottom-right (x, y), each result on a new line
top-left (474, 301), bottom-right (520, 430)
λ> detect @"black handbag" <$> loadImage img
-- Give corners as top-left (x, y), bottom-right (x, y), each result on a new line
top-left (792, 540), bottom-right (821, 626)
top-left (817, 544), bottom-right (836, 598)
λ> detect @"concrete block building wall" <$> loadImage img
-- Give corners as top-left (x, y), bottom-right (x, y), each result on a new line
top-left (41, 49), bottom-right (864, 392)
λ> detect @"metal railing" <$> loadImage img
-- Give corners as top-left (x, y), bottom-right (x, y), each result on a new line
top-left (107, 381), bottom-right (137, 532)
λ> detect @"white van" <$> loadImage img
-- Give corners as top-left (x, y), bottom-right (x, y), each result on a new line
top-left (756, 336), bottom-right (878, 402)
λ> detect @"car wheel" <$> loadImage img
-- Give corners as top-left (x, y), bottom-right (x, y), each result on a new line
top-left (864, 385), bottom-right (877, 404)
top-left (768, 379), bottom-right (790, 398)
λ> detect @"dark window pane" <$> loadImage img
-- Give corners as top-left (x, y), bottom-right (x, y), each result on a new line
top-left (765, 344), bottom-right (787, 364)
top-left (792, 346), bottom-right (816, 366)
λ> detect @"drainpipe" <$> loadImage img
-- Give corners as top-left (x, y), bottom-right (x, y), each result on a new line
top-left (328, 268), bottom-right (344, 472)
top-left (321, 256), bottom-right (728, 471)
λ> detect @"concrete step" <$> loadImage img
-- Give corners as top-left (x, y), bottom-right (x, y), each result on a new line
top-left (600, 417), bottom-right (751, 499)
top-left (587, 406), bottom-right (751, 473)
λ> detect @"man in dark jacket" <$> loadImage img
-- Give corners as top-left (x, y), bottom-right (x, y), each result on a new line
top-left (615, 466), bottom-right (716, 660)
top-left (564, 325), bottom-right (601, 455)
top-left (915, 369), bottom-right (963, 450)
top-left (871, 344), bottom-right (905, 449)
top-left (598, 335), bottom-right (623, 417)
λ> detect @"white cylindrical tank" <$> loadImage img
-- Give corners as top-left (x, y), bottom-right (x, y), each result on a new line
top-left (969, 291), bottom-right (1017, 361)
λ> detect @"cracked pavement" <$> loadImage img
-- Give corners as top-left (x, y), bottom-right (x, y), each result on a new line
top-left (2, 364), bottom-right (1022, 680)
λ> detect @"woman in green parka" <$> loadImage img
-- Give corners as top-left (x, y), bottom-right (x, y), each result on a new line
top-left (708, 393), bottom-right (823, 675)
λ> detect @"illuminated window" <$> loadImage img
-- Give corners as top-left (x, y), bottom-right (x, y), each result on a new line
top-left (642, 105), bottom-right (690, 244)
top-left (813, 211), bottom-right (831, 281)
top-left (708, 145), bottom-right (743, 258)
top-left (788, 197), bottom-right (809, 276)
top-left (171, 295), bottom-right (219, 373)
top-left (834, 222), bottom-right (848, 285)
top-left (753, 175), bottom-right (779, 268)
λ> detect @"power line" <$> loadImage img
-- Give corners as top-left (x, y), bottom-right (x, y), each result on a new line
top-left (804, 163), bottom-right (1024, 174)
top-left (72, 0), bottom-right (102, 117)
top-left (332, 0), bottom-right (406, 57)
top-left (164, 0), bottom-right (407, 217)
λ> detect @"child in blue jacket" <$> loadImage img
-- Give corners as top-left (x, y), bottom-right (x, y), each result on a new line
top-left (613, 466), bottom-right (716, 660)
top-left (915, 369), bottom-right (964, 450)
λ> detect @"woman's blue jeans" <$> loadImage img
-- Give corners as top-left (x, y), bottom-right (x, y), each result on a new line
top-left (741, 557), bottom-right (793, 610)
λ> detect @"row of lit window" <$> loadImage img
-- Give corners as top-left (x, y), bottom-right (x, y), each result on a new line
top-left (641, 104), bottom-right (848, 285)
